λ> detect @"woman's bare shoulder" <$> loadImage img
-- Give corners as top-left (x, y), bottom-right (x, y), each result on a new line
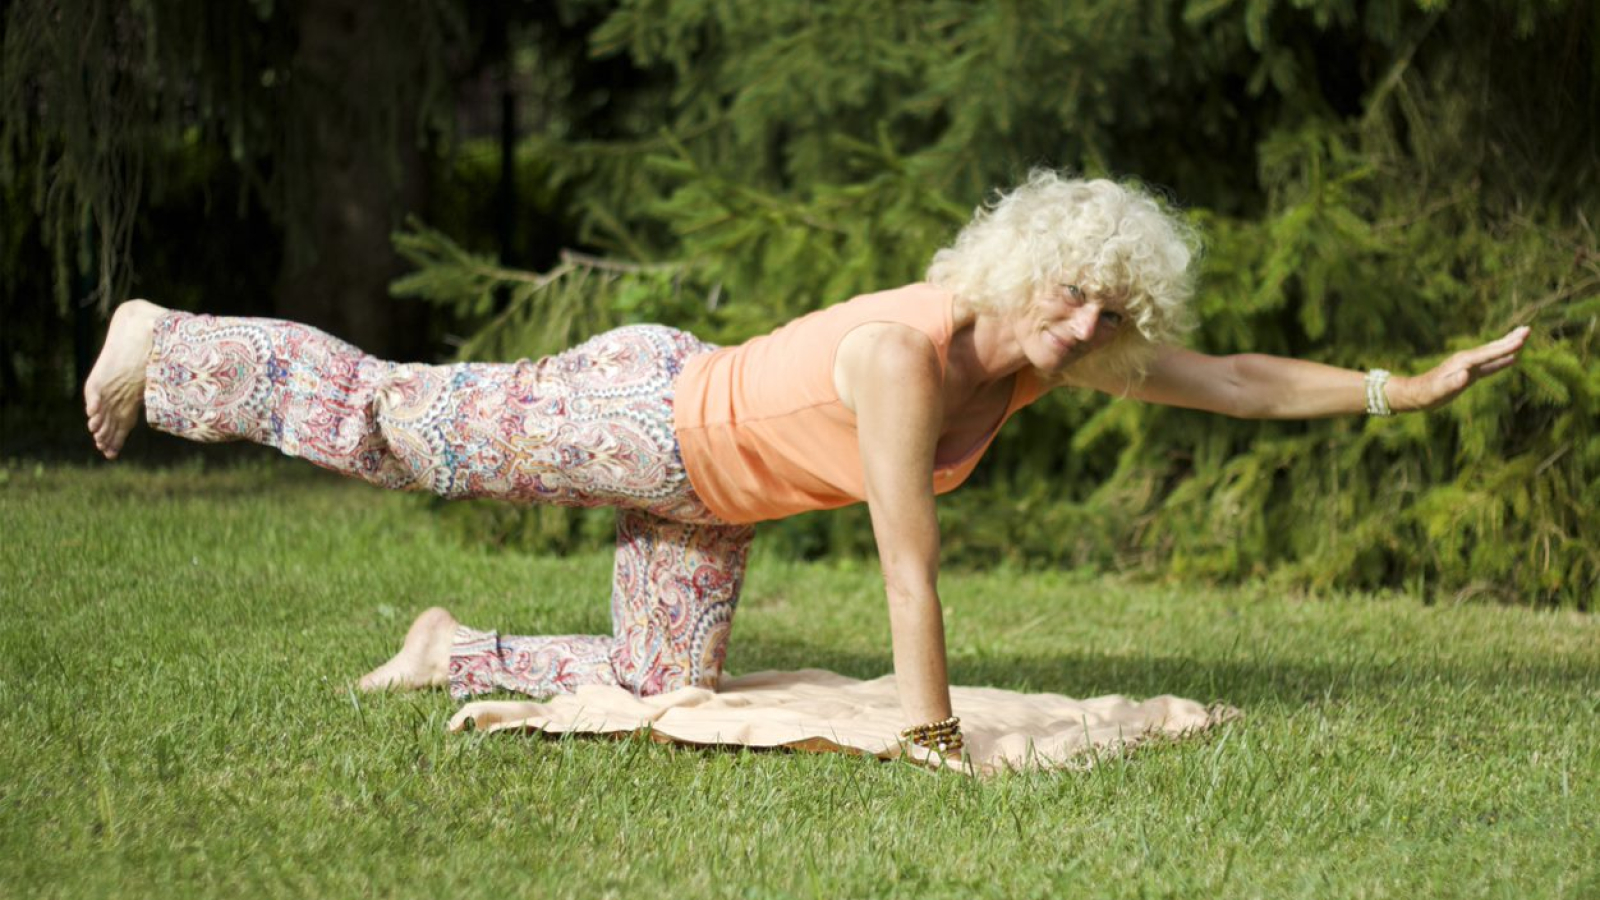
top-left (833, 322), bottom-right (940, 414)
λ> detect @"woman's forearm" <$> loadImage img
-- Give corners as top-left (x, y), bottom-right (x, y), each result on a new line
top-left (884, 578), bottom-right (954, 725)
top-left (1230, 353), bottom-right (1403, 419)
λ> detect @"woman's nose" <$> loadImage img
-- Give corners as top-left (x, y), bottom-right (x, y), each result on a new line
top-left (1070, 304), bottom-right (1100, 342)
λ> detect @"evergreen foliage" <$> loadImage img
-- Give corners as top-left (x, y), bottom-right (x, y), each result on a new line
top-left (393, 0), bottom-right (1598, 606)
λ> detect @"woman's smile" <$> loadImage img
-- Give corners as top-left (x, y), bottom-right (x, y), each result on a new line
top-left (1042, 326), bottom-right (1079, 358)
top-left (1020, 283), bottom-right (1124, 369)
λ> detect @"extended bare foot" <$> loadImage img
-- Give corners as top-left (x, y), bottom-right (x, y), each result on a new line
top-left (358, 607), bottom-right (459, 692)
top-left (84, 299), bottom-right (167, 460)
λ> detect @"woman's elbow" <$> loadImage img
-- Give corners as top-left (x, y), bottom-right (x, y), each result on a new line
top-left (1223, 354), bottom-right (1274, 419)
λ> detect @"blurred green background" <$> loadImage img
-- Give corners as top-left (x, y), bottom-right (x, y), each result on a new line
top-left (3, 0), bottom-right (1596, 606)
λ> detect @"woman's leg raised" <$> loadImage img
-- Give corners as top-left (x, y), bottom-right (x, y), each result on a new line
top-left (89, 300), bottom-right (425, 486)
top-left (89, 302), bottom-right (707, 514)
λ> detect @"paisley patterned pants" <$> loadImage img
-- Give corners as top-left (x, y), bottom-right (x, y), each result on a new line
top-left (145, 313), bottom-right (754, 700)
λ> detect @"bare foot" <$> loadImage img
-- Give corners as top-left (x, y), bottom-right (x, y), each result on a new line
top-left (358, 607), bottom-right (459, 692)
top-left (84, 299), bottom-right (166, 460)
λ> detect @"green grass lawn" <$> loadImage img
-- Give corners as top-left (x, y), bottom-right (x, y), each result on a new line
top-left (2, 459), bottom-right (1596, 899)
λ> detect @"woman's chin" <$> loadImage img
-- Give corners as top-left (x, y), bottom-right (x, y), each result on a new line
top-left (1036, 343), bottom-right (1082, 372)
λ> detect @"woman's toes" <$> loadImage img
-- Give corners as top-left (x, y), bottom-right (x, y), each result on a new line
top-left (82, 299), bottom-right (163, 461)
top-left (358, 607), bottom-right (459, 692)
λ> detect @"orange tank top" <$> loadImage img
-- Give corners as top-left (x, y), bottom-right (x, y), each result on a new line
top-left (672, 283), bottom-right (1045, 525)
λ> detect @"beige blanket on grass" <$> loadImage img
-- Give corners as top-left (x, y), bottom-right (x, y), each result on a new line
top-left (448, 669), bottom-right (1239, 775)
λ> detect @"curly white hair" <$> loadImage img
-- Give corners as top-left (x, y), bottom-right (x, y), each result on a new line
top-left (927, 169), bottom-right (1200, 381)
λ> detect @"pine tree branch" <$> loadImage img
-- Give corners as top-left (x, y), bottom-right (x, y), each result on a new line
top-left (1361, 9), bottom-right (1446, 132)
top-left (558, 249), bottom-right (678, 274)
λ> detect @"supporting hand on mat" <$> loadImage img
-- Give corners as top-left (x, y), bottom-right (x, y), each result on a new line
top-left (449, 701), bottom-right (547, 732)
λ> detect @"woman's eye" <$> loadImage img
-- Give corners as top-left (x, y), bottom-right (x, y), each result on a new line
top-left (1100, 310), bottom-right (1124, 328)
top-left (1064, 284), bottom-right (1085, 301)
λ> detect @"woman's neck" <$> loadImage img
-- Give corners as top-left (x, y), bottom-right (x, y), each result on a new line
top-left (949, 295), bottom-right (1031, 389)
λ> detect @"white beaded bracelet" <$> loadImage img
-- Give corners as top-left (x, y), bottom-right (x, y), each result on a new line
top-left (1365, 369), bottom-right (1393, 416)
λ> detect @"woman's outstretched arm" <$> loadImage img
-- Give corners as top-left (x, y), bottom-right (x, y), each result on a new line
top-left (1080, 326), bottom-right (1530, 418)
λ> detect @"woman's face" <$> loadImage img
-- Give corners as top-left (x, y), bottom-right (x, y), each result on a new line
top-left (1013, 281), bottom-right (1127, 371)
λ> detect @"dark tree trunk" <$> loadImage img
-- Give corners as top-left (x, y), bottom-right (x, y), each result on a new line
top-left (273, 0), bottom-right (428, 362)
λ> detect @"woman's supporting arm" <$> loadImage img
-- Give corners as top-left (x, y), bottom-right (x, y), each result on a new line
top-left (835, 322), bottom-right (953, 729)
top-left (1082, 326), bottom-right (1529, 419)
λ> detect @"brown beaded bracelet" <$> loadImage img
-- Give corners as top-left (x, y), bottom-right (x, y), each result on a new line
top-left (901, 715), bottom-right (964, 755)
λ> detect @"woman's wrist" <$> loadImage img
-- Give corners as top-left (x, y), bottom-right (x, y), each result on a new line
top-left (901, 715), bottom-right (965, 757)
top-left (1364, 370), bottom-right (1420, 414)
top-left (1386, 374), bottom-right (1419, 413)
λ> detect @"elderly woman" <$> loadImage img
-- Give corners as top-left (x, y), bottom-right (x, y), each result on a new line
top-left (84, 170), bottom-right (1526, 757)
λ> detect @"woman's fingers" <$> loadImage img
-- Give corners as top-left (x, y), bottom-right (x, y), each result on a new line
top-left (1467, 328), bottom-right (1529, 363)
top-left (1442, 327), bottom-right (1528, 382)
top-left (1475, 355), bottom-right (1518, 376)
top-left (1461, 329), bottom-right (1527, 367)
top-left (1496, 326), bottom-right (1530, 354)
top-left (1404, 327), bottom-right (1528, 411)
top-left (1465, 347), bottom-right (1517, 371)
top-left (448, 700), bottom-right (544, 732)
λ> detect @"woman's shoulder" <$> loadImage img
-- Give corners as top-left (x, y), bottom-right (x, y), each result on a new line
top-left (842, 281), bottom-right (951, 311)
top-left (827, 282), bottom-right (954, 340)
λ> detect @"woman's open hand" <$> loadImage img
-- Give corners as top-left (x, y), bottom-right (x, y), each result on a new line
top-left (1397, 326), bottom-right (1530, 412)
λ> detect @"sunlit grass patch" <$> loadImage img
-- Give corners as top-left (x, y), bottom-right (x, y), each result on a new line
top-left (2, 459), bottom-right (1595, 899)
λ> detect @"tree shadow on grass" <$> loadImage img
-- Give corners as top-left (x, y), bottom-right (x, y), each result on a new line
top-left (14, 444), bottom-right (387, 504)
top-left (727, 633), bottom-right (1600, 709)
